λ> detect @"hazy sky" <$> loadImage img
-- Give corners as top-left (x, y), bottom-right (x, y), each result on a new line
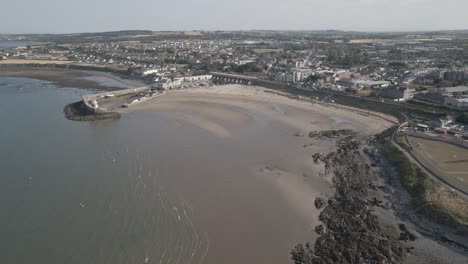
top-left (2, 0), bottom-right (467, 33)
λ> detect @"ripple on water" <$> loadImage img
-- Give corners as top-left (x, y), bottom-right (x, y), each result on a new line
top-left (98, 148), bottom-right (209, 264)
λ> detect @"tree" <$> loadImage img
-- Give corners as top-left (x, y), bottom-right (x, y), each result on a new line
top-left (232, 62), bottom-right (261, 73)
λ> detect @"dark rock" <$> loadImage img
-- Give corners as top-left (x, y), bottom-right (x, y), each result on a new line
top-left (314, 197), bottom-right (326, 209)
top-left (399, 223), bottom-right (418, 242)
top-left (308, 129), bottom-right (357, 139)
top-left (292, 133), bottom-right (403, 264)
top-left (312, 153), bottom-right (324, 163)
top-left (315, 225), bottom-right (325, 235)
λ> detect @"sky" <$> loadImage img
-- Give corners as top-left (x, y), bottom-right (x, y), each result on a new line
top-left (1, 0), bottom-right (468, 34)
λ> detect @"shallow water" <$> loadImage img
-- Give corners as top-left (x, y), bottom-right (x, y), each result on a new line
top-left (0, 77), bottom-right (324, 264)
top-left (0, 41), bottom-right (30, 50)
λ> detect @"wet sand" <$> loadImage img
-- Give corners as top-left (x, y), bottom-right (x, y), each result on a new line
top-left (121, 84), bottom-right (397, 263)
top-left (1, 71), bottom-right (461, 263)
top-left (123, 85), bottom-right (396, 138)
top-left (0, 70), bottom-right (397, 262)
top-left (0, 67), bottom-right (146, 90)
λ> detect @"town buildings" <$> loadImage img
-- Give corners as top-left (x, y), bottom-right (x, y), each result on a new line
top-left (378, 87), bottom-right (415, 101)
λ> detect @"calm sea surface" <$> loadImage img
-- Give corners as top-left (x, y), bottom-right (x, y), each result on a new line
top-left (0, 77), bottom-right (315, 264)
top-left (0, 41), bottom-right (30, 50)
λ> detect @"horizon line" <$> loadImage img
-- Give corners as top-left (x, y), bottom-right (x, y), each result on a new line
top-left (1, 28), bottom-right (468, 36)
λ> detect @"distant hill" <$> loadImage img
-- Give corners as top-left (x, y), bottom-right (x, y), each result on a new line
top-left (1, 29), bottom-right (466, 43)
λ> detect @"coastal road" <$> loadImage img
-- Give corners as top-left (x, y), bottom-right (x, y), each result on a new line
top-left (390, 116), bottom-right (468, 199)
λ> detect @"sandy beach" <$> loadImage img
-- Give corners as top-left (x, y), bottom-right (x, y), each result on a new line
top-left (2, 69), bottom-right (463, 263)
top-left (121, 84), bottom-right (399, 224)
top-left (121, 85), bottom-right (467, 263)
top-left (123, 85), bottom-right (397, 138)
top-left (114, 84), bottom-right (400, 263)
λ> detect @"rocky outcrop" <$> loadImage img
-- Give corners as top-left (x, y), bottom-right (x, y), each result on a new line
top-left (398, 223), bottom-right (417, 242)
top-left (314, 197), bottom-right (326, 210)
top-left (312, 153), bottom-right (324, 163)
top-left (292, 133), bottom-right (403, 264)
top-left (308, 129), bottom-right (357, 139)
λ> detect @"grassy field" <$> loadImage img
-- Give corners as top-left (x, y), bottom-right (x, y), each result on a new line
top-left (382, 139), bottom-right (468, 229)
top-left (407, 136), bottom-right (468, 193)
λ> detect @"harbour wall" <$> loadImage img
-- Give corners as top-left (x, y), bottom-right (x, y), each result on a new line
top-left (82, 86), bottom-right (151, 113)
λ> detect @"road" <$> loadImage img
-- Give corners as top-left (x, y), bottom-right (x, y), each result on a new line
top-left (390, 114), bottom-right (468, 198)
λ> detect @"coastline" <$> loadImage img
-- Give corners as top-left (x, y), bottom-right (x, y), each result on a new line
top-left (1, 68), bottom-right (465, 263)
top-left (0, 66), bottom-right (146, 91)
top-left (128, 84), bottom-right (467, 263)
top-left (0, 67), bottom-right (145, 121)
top-left (121, 84), bottom-right (405, 262)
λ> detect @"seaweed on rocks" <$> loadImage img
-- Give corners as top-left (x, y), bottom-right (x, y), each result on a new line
top-left (308, 129), bottom-right (357, 139)
top-left (292, 133), bottom-right (403, 264)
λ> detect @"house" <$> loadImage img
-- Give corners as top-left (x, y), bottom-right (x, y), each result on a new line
top-left (182, 75), bottom-right (212, 82)
top-left (320, 71), bottom-right (337, 83)
top-left (172, 78), bottom-right (183, 87)
top-left (429, 116), bottom-right (453, 128)
top-left (275, 72), bottom-right (293, 83)
top-left (142, 69), bottom-right (159, 76)
top-left (378, 87), bottom-right (415, 101)
top-left (291, 68), bottom-right (315, 83)
top-left (153, 78), bottom-right (173, 90)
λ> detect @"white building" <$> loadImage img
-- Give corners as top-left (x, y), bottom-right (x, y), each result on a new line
top-left (181, 75), bottom-right (212, 82)
top-left (153, 78), bottom-right (173, 90)
top-left (292, 68), bottom-right (315, 83)
top-left (342, 79), bottom-right (391, 89)
top-left (142, 69), bottom-right (159, 76)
